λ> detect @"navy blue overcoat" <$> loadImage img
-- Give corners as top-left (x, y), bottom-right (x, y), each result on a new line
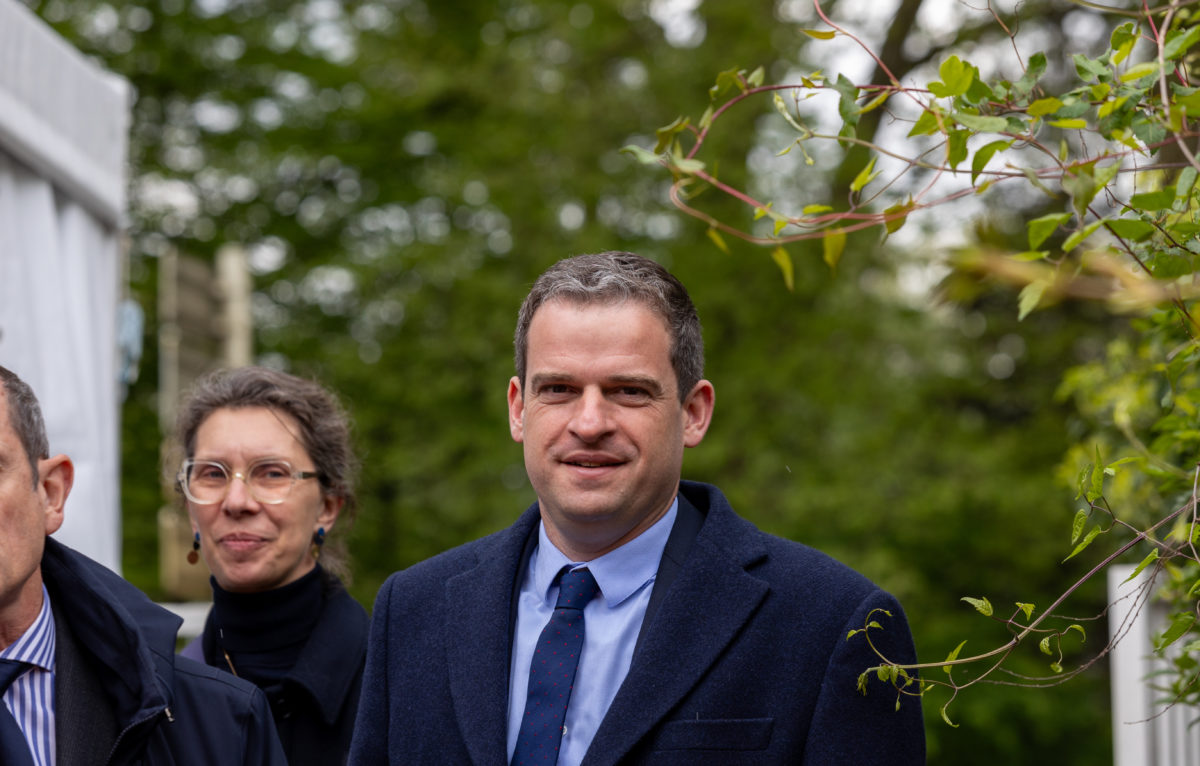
top-left (349, 481), bottom-right (925, 765)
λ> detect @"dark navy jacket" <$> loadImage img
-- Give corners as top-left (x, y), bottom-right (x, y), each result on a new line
top-left (181, 571), bottom-right (368, 766)
top-left (349, 481), bottom-right (925, 765)
top-left (40, 537), bottom-right (287, 765)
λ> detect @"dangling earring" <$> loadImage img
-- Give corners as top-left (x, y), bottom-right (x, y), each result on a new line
top-left (187, 532), bottom-right (200, 565)
top-left (311, 527), bottom-right (326, 561)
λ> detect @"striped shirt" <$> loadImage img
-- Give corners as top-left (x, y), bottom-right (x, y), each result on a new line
top-left (1, 585), bottom-right (56, 766)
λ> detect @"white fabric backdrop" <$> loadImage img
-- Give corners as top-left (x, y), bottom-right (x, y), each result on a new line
top-left (0, 152), bottom-right (123, 572)
top-left (0, 0), bottom-right (130, 572)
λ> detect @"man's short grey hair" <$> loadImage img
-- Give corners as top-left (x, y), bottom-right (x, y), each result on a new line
top-left (514, 252), bottom-right (704, 400)
top-left (0, 365), bottom-right (50, 485)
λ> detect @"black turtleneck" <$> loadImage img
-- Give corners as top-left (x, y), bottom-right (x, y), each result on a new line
top-left (205, 564), bottom-right (324, 690)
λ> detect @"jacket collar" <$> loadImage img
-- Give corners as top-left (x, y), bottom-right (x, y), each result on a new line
top-left (39, 537), bottom-right (179, 727)
top-left (283, 574), bottom-right (368, 725)
top-left (585, 481), bottom-right (769, 766)
top-left (444, 503), bottom-right (541, 766)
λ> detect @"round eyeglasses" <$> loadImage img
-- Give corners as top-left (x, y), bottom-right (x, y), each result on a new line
top-left (178, 458), bottom-right (319, 505)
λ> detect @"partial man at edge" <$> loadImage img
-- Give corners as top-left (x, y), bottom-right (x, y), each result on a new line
top-left (349, 251), bottom-right (925, 765)
top-left (0, 364), bottom-right (286, 765)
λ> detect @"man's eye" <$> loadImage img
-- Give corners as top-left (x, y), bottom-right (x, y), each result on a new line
top-left (615, 387), bottom-right (651, 401)
top-left (540, 384), bottom-right (572, 397)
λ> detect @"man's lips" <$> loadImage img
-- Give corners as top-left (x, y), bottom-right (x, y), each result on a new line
top-left (560, 454), bottom-right (627, 469)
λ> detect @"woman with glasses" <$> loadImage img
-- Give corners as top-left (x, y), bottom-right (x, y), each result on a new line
top-left (173, 366), bottom-right (367, 766)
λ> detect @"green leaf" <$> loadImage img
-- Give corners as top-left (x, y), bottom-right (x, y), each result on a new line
top-left (971, 139), bottom-right (1011, 184)
top-left (952, 112), bottom-right (1008, 132)
top-left (1071, 508), bottom-right (1088, 544)
top-left (706, 227), bottom-right (729, 254)
top-left (961, 596), bottom-right (993, 617)
top-left (1111, 23), bottom-right (1137, 65)
top-left (908, 109), bottom-right (942, 137)
top-left (1016, 602), bottom-right (1035, 621)
top-left (1028, 213), bottom-right (1070, 248)
top-left (1094, 160), bottom-right (1121, 189)
top-left (1049, 118), bottom-right (1088, 129)
top-left (832, 74), bottom-right (861, 128)
top-left (772, 92), bottom-right (811, 133)
top-left (1165, 26), bottom-right (1200, 60)
top-left (1039, 635), bottom-right (1053, 655)
top-left (803, 28), bottom-right (836, 40)
top-left (709, 67), bottom-right (745, 99)
top-left (1018, 280), bottom-right (1048, 320)
top-left (1066, 624), bottom-right (1086, 641)
top-left (929, 55), bottom-right (974, 98)
top-left (1176, 167), bottom-right (1198, 201)
top-left (1123, 549), bottom-right (1160, 584)
top-left (1089, 446), bottom-right (1105, 501)
top-left (802, 203), bottom-right (833, 215)
top-left (943, 640), bottom-right (967, 674)
top-left (823, 229), bottom-right (846, 271)
top-left (1014, 52), bottom-right (1047, 96)
top-left (653, 116), bottom-right (690, 153)
top-left (1156, 613), bottom-right (1197, 652)
top-left (1120, 62), bottom-right (1160, 83)
top-left (1063, 524), bottom-right (1102, 562)
top-left (883, 199), bottom-right (913, 235)
top-left (672, 156), bottom-right (705, 173)
top-left (1074, 54), bottom-right (1110, 82)
top-left (947, 129), bottom-right (968, 170)
top-left (620, 144), bottom-right (663, 165)
top-left (859, 90), bottom-right (890, 115)
top-left (850, 156), bottom-right (879, 192)
top-left (1028, 97), bottom-right (1064, 117)
top-left (771, 246), bottom-right (794, 291)
top-left (746, 66), bottom-right (765, 88)
top-left (1062, 220), bottom-right (1103, 253)
top-left (1131, 188), bottom-right (1176, 211)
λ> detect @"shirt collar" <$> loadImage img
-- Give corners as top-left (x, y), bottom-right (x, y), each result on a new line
top-left (0, 585), bottom-right (56, 672)
top-left (533, 497), bottom-right (679, 609)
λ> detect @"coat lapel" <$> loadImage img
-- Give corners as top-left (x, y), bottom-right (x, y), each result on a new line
top-left (445, 507), bottom-right (539, 766)
top-left (583, 496), bottom-right (769, 765)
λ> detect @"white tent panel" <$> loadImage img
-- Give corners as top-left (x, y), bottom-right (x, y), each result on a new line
top-left (0, 0), bottom-right (130, 573)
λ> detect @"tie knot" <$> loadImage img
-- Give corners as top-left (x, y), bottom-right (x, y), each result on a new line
top-left (555, 567), bottom-right (599, 610)
top-left (0, 660), bottom-right (29, 694)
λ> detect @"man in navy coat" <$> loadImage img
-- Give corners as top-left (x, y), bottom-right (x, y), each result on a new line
top-left (350, 252), bottom-right (925, 765)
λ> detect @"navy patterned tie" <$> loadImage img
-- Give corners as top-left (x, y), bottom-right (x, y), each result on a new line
top-left (511, 567), bottom-right (600, 765)
top-left (0, 659), bottom-right (35, 766)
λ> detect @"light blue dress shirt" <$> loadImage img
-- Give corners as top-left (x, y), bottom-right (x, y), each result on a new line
top-left (1, 585), bottom-right (56, 766)
top-left (506, 498), bottom-right (678, 766)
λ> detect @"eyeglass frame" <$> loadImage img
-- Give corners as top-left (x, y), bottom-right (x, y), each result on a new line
top-left (177, 457), bottom-right (321, 506)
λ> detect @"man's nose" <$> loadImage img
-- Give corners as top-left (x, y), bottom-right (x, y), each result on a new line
top-left (569, 389), bottom-right (613, 441)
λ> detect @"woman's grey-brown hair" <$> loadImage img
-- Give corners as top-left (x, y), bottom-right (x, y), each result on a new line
top-left (513, 252), bottom-right (704, 401)
top-left (0, 365), bottom-right (50, 486)
top-left (172, 366), bottom-right (360, 582)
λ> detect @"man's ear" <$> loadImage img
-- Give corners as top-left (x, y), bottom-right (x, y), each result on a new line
top-left (38, 454), bottom-right (73, 536)
top-left (507, 376), bottom-right (525, 443)
top-left (681, 380), bottom-right (715, 448)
